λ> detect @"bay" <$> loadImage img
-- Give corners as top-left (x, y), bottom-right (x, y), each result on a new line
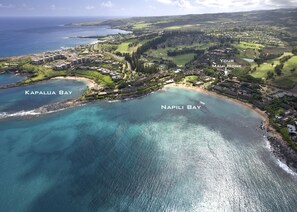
top-left (0, 87), bottom-right (296, 212)
top-left (0, 73), bottom-right (26, 85)
top-left (0, 79), bottom-right (87, 113)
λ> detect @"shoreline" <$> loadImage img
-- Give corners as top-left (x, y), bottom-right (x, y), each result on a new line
top-left (1, 79), bottom-right (297, 174)
top-left (165, 83), bottom-right (268, 121)
top-left (52, 76), bottom-right (97, 89)
top-left (165, 83), bottom-right (297, 174)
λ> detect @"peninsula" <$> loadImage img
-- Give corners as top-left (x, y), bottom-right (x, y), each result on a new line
top-left (1, 8), bottom-right (297, 171)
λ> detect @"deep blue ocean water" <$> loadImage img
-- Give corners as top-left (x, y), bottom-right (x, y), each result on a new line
top-left (0, 87), bottom-right (297, 211)
top-left (0, 17), bottom-right (129, 57)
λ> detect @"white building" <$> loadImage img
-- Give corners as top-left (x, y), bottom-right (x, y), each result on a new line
top-left (287, 124), bottom-right (297, 135)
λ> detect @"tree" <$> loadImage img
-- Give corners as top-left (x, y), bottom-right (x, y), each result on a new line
top-left (274, 64), bottom-right (283, 76)
top-left (266, 71), bottom-right (274, 80)
top-left (254, 58), bottom-right (264, 66)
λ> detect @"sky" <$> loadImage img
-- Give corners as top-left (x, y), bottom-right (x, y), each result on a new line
top-left (0, 0), bottom-right (296, 17)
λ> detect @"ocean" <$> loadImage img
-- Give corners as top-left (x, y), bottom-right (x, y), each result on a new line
top-left (0, 73), bottom-right (26, 85)
top-left (0, 17), bottom-right (129, 57)
top-left (0, 17), bottom-right (297, 212)
top-left (0, 87), bottom-right (297, 211)
top-left (0, 79), bottom-right (87, 113)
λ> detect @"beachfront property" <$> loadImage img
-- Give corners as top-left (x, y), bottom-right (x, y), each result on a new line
top-left (31, 53), bottom-right (67, 65)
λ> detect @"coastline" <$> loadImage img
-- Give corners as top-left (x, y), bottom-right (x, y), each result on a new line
top-left (165, 83), bottom-right (297, 174)
top-left (52, 76), bottom-right (98, 89)
top-left (164, 83), bottom-right (268, 121)
top-left (1, 76), bottom-right (297, 174)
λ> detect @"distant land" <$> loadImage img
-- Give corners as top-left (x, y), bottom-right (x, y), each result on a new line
top-left (2, 7), bottom-right (297, 211)
top-left (1, 7), bottom-right (297, 172)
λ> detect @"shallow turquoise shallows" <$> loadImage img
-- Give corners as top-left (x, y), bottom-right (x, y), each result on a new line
top-left (0, 73), bottom-right (26, 86)
top-left (0, 87), bottom-right (296, 212)
top-left (0, 79), bottom-right (87, 113)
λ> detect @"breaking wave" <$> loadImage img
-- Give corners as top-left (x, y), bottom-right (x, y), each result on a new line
top-left (0, 110), bottom-right (43, 119)
top-left (276, 159), bottom-right (297, 176)
top-left (264, 136), bottom-right (297, 176)
top-left (0, 102), bottom-right (84, 120)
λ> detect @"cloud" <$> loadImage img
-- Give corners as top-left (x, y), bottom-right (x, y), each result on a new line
top-left (101, 1), bottom-right (114, 8)
top-left (267, 0), bottom-right (297, 7)
top-left (148, 5), bottom-right (157, 9)
top-left (157, 0), bottom-right (195, 9)
top-left (20, 3), bottom-right (34, 10)
top-left (50, 4), bottom-right (56, 10)
top-left (157, 0), bottom-right (174, 4)
top-left (195, 0), bottom-right (297, 9)
top-left (196, 0), bottom-right (259, 8)
top-left (177, 0), bottom-right (195, 9)
top-left (155, 0), bottom-right (297, 14)
top-left (0, 3), bottom-right (14, 8)
top-left (85, 5), bottom-right (95, 10)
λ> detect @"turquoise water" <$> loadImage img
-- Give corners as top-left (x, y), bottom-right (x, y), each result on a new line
top-left (0, 79), bottom-right (87, 113)
top-left (0, 73), bottom-right (26, 85)
top-left (0, 87), bottom-right (296, 211)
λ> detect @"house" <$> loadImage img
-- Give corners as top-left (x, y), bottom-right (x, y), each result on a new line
top-left (164, 79), bottom-right (174, 84)
top-left (287, 124), bottom-right (297, 135)
top-left (195, 81), bottom-right (204, 86)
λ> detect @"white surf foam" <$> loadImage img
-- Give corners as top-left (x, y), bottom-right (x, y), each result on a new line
top-left (264, 136), bottom-right (297, 176)
top-left (264, 136), bottom-right (272, 151)
top-left (0, 110), bottom-right (41, 119)
top-left (276, 159), bottom-right (297, 176)
top-left (0, 106), bottom-right (71, 120)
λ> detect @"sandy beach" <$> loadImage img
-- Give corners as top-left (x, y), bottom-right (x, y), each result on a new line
top-left (165, 83), bottom-right (268, 121)
top-left (53, 76), bottom-right (98, 89)
top-left (164, 83), bottom-right (297, 172)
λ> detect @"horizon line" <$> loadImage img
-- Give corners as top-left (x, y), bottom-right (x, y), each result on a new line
top-left (0, 7), bottom-right (296, 19)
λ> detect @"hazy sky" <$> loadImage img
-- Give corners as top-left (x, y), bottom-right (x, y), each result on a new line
top-left (0, 0), bottom-right (296, 17)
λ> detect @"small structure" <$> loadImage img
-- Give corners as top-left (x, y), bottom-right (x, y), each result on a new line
top-left (164, 79), bottom-right (174, 84)
top-left (287, 124), bottom-right (297, 135)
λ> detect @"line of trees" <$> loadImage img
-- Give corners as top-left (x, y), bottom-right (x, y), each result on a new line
top-left (124, 52), bottom-right (158, 73)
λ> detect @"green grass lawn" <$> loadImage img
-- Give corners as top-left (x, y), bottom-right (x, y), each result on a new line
top-left (19, 64), bottom-right (115, 88)
top-left (251, 63), bottom-right (277, 79)
top-left (116, 41), bottom-right (141, 54)
top-left (72, 70), bottom-right (114, 87)
top-left (182, 75), bottom-right (198, 84)
top-left (20, 64), bottom-right (67, 84)
top-left (148, 48), bottom-right (170, 58)
top-left (164, 25), bottom-right (195, 30)
top-left (116, 42), bottom-right (131, 53)
top-left (235, 42), bottom-right (264, 50)
top-left (283, 55), bottom-right (297, 74)
top-left (250, 53), bottom-right (297, 88)
top-left (172, 53), bottom-right (195, 66)
top-left (164, 26), bottom-right (182, 30)
top-left (133, 22), bottom-right (151, 29)
top-left (251, 52), bottom-right (293, 79)
top-left (148, 44), bottom-right (211, 67)
top-left (234, 42), bottom-right (264, 59)
top-left (273, 55), bottom-right (297, 88)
